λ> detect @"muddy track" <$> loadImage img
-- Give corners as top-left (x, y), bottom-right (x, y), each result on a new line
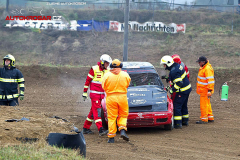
top-left (1, 66), bottom-right (240, 159)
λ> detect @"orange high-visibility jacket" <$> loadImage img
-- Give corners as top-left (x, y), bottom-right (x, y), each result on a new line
top-left (102, 68), bottom-right (131, 96)
top-left (196, 61), bottom-right (215, 95)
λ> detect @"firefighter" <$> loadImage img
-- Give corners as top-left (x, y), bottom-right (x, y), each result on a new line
top-left (102, 59), bottom-right (131, 143)
top-left (196, 56), bottom-right (215, 124)
top-left (171, 54), bottom-right (190, 101)
top-left (160, 55), bottom-right (192, 129)
top-left (171, 54), bottom-right (190, 80)
top-left (82, 54), bottom-right (112, 136)
top-left (0, 54), bottom-right (24, 106)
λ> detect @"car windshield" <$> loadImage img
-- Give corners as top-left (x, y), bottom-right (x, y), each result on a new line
top-left (128, 72), bottom-right (163, 87)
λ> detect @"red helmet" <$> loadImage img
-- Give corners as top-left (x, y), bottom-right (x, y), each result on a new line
top-left (171, 54), bottom-right (181, 64)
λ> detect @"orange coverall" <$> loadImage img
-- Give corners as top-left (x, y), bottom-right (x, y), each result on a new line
top-left (196, 61), bottom-right (215, 122)
top-left (102, 68), bottom-right (131, 138)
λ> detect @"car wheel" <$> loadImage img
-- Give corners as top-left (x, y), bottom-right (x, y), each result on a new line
top-left (101, 108), bottom-right (108, 130)
top-left (164, 115), bottom-right (174, 130)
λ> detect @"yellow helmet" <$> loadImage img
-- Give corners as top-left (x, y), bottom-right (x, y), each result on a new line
top-left (3, 54), bottom-right (15, 66)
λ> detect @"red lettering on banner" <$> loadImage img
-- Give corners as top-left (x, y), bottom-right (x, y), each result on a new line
top-left (5, 16), bottom-right (52, 20)
top-left (177, 24), bottom-right (185, 32)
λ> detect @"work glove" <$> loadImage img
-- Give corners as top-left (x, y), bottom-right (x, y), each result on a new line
top-left (161, 75), bottom-right (168, 79)
top-left (166, 86), bottom-right (171, 92)
top-left (166, 86), bottom-right (174, 94)
top-left (207, 91), bottom-right (212, 98)
top-left (20, 96), bottom-right (24, 101)
top-left (161, 76), bottom-right (169, 83)
top-left (169, 89), bottom-right (173, 94)
top-left (82, 92), bottom-right (88, 101)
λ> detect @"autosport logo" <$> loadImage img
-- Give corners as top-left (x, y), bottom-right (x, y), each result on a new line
top-left (5, 16), bottom-right (62, 21)
top-left (4, 16), bottom-right (73, 29)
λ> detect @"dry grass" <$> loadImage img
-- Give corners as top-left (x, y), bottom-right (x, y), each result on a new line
top-left (0, 139), bottom-right (85, 160)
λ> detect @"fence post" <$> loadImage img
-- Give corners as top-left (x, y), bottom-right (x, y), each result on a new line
top-left (92, 18), bottom-right (94, 34)
top-left (232, 6), bottom-right (234, 33)
top-left (6, 0), bottom-right (9, 12)
top-left (123, 0), bottom-right (130, 61)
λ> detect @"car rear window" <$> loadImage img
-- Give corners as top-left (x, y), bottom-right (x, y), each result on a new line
top-left (128, 72), bottom-right (163, 87)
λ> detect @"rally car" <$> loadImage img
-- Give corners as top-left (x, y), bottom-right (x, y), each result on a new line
top-left (101, 62), bottom-right (174, 130)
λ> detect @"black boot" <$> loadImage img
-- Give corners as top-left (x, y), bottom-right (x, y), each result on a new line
top-left (196, 120), bottom-right (208, 124)
top-left (174, 124), bottom-right (182, 129)
top-left (82, 128), bottom-right (94, 134)
top-left (120, 129), bottom-right (129, 141)
top-left (107, 137), bottom-right (114, 143)
top-left (99, 127), bottom-right (108, 136)
top-left (182, 121), bottom-right (189, 126)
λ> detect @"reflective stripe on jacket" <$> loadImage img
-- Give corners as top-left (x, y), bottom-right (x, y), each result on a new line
top-left (180, 62), bottom-right (190, 80)
top-left (196, 61), bottom-right (215, 95)
top-left (169, 63), bottom-right (192, 94)
top-left (0, 67), bottom-right (25, 100)
top-left (89, 65), bottom-right (109, 95)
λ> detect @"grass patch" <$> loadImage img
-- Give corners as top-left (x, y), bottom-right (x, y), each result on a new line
top-left (0, 140), bottom-right (85, 160)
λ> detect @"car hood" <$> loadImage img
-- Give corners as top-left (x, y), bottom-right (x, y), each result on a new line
top-left (127, 85), bottom-right (168, 112)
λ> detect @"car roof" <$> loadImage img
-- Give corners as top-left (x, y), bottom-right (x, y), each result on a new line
top-left (122, 62), bottom-right (155, 69)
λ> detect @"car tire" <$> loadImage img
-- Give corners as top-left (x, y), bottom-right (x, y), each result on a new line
top-left (164, 115), bottom-right (174, 130)
top-left (101, 108), bottom-right (108, 130)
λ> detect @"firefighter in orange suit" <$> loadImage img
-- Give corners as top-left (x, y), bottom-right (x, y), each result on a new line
top-left (102, 59), bottom-right (131, 143)
top-left (196, 56), bottom-right (215, 124)
top-left (82, 54), bottom-right (112, 136)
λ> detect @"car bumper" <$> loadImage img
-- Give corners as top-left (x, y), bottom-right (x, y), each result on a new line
top-left (127, 111), bottom-right (172, 128)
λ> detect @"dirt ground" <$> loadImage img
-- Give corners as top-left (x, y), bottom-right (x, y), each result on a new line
top-left (0, 66), bottom-right (240, 160)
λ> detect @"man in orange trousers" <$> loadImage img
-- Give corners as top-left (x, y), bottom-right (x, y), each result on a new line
top-left (102, 59), bottom-right (131, 143)
top-left (196, 56), bottom-right (215, 124)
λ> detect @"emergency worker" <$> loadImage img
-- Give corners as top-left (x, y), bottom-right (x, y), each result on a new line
top-left (171, 54), bottom-right (190, 80)
top-left (160, 55), bottom-right (192, 129)
top-left (196, 56), bottom-right (215, 124)
top-left (0, 54), bottom-right (25, 106)
top-left (171, 54), bottom-right (190, 101)
top-left (102, 59), bottom-right (131, 143)
top-left (82, 54), bottom-right (112, 136)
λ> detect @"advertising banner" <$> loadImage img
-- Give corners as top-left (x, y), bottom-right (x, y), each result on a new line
top-left (6, 18), bottom-right (186, 33)
top-left (109, 21), bottom-right (186, 33)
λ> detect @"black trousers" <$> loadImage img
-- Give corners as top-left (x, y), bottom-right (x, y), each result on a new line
top-left (0, 98), bottom-right (19, 106)
top-left (173, 93), bottom-right (190, 125)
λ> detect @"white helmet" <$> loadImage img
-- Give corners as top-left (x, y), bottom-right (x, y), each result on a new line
top-left (160, 55), bottom-right (174, 67)
top-left (100, 54), bottom-right (112, 65)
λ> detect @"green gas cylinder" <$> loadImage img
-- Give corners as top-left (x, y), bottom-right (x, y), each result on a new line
top-left (221, 82), bottom-right (229, 101)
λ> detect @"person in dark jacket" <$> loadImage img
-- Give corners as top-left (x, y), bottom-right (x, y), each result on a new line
top-left (0, 54), bottom-right (25, 106)
top-left (160, 55), bottom-right (192, 129)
